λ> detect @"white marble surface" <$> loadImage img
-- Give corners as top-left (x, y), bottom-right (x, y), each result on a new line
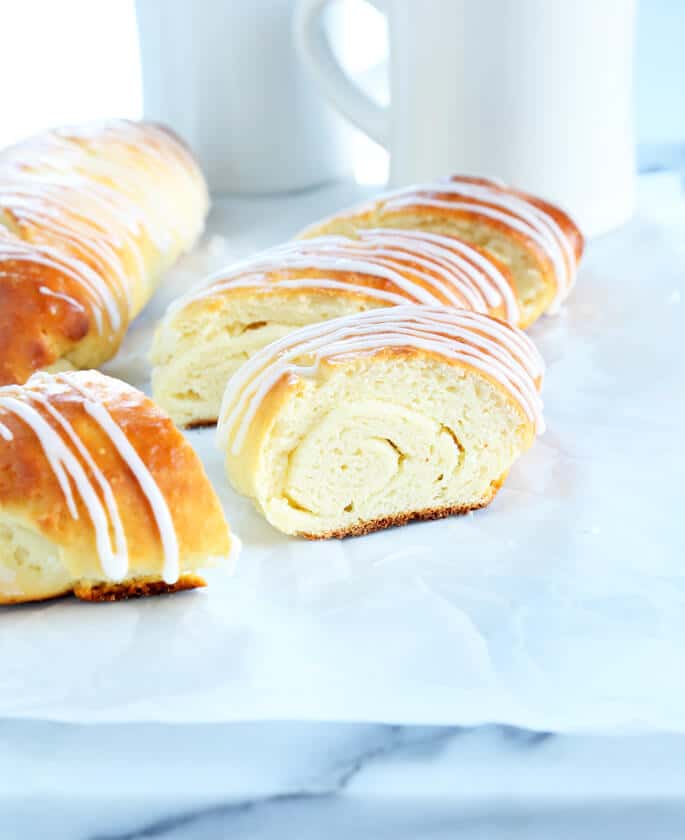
top-left (2, 722), bottom-right (685, 839)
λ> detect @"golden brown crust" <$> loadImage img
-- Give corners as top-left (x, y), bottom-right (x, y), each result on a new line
top-left (185, 419), bottom-right (221, 430)
top-left (0, 575), bottom-right (206, 605)
top-left (375, 202), bottom-right (558, 312)
top-left (189, 239), bottom-right (515, 320)
top-left (400, 175), bottom-right (585, 263)
top-left (73, 574), bottom-right (206, 602)
top-left (297, 475), bottom-right (505, 539)
top-left (299, 200), bottom-right (556, 329)
top-left (0, 370), bottom-right (232, 603)
top-left (298, 175), bottom-right (583, 327)
top-left (0, 237), bottom-right (101, 385)
top-left (0, 120), bottom-right (208, 386)
top-left (430, 175), bottom-right (585, 261)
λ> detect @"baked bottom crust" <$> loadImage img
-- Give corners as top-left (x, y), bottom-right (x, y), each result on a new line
top-left (73, 574), bottom-right (206, 602)
top-left (0, 574), bottom-right (207, 606)
top-left (0, 369), bottom-right (231, 606)
top-left (297, 477), bottom-right (504, 540)
top-left (185, 419), bottom-right (219, 430)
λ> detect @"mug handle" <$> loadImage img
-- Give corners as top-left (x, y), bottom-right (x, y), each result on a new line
top-left (293, 0), bottom-right (389, 147)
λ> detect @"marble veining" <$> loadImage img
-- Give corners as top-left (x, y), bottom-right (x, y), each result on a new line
top-left (2, 721), bottom-right (685, 840)
top-left (90, 727), bottom-right (457, 840)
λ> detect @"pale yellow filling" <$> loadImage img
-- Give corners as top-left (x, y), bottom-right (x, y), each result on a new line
top-left (151, 290), bottom-right (388, 427)
top-left (224, 353), bottom-right (533, 537)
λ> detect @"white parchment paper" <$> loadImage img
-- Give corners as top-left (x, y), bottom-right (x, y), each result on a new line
top-left (1, 175), bottom-right (684, 732)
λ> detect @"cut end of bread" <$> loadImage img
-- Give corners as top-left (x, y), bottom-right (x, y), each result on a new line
top-left (151, 288), bottom-right (387, 428)
top-left (222, 339), bottom-right (537, 539)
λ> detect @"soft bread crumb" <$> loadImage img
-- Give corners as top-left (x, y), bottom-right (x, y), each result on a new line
top-left (224, 351), bottom-right (533, 538)
top-left (151, 289), bottom-right (386, 427)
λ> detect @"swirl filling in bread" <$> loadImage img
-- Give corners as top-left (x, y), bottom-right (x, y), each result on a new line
top-left (217, 305), bottom-right (544, 538)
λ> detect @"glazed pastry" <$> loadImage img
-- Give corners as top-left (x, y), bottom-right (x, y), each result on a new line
top-left (299, 175), bottom-right (584, 326)
top-left (217, 305), bottom-right (544, 539)
top-left (0, 370), bottom-right (234, 604)
top-left (151, 230), bottom-right (517, 428)
top-left (0, 120), bottom-right (208, 386)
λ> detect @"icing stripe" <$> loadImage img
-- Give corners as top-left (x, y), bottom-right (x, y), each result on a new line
top-left (28, 390), bottom-right (129, 580)
top-left (0, 373), bottom-right (181, 585)
top-left (2, 238), bottom-right (113, 332)
top-left (382, 177), bottom-right (578, 310)
top-left (39, 285), bottom-right (87, 313)
top-left (358, 233), bottom-right (493, 308)
top-left (169, 229), bottom-right (517, 323)
top-left (0, 182), bottom-right (135, 319)
top-left (303, 243), bottom-right (481, 309)
top-left (363, 229), bottom-right (520, 322)
top-left (83, 400), bottom-right (180, 585)
top-left (0, 120), bottom-right (208, 357)
top-left (61, 374), bottom-right (181, 585)
top-left (218, 305), bottom-right (545, 456)
top-left (0, 394), bottom-right (126, 577)
top-left (204, 276), bottom-right (412, 306)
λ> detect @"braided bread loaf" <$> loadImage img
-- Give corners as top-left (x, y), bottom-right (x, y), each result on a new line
top-left (0, 120), bottom-right (208, 385)
top-left (299, 175), bottom-right (584, 325)
top-left (151, 229), bottom-right (519, 427)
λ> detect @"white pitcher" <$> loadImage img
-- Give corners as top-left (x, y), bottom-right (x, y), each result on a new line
top-left (294, 0), bottom-right (637, 235)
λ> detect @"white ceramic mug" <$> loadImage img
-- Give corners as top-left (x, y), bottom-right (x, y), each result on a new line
top-left (294, 0), bottom-right (637, 235)
top-left (135, 0), bottom-right (352, 194)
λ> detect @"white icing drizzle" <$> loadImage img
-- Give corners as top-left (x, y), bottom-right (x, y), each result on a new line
top-left (218, 305), bottom-right (545, 456)
top-left (1, 235), bottom-right (112, 332)
top-left (0, 393), bottom-right (128, 577)
top-left (27, 389), bottom-right (129, 579)
top-left (242, 253), bottom-right (440, 303)
top-left (382, 177), bottom-right (579, 311)
top-left (208, 276), bottom-right (412, 306)
top-left (169, 229), bottom-right (518, 322)
top-left (359, 237), bottom-right (490, 308)
top-left (301, 242), bottom-right (480, 309)
top-left (361, 229), bottom-right (519, 323)
top-left (83, 400), bottom-right (180, 585)
top-left (0, 373), bottom-right (181, 585)
top-left (6, 120), bottom-right (204, 246)
top-left (60, 374), bottom-right (180, 585)
top-left (0, 421), bottom-right (13, 441)
top-left (0, 181), bottom-right (134, 321)
top-left (0, 120), bottom-right (208, 360)
top-left (39, 285), bottom-right (86, 313)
